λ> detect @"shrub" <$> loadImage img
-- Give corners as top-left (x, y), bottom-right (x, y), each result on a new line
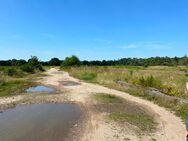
top-left (139, 75), bottom-right (155, 87)
top-left (49, 58), bottom-right (61, 66)
top-left (24, 56), bottom-right (45, 72)
top-left (0, 80), bottom-right (6, 86)
top-left (79, 72), bottom-right (97, 81)
top-left (4, 68), bottom-right (17, 76)
top-left (37, 64), bottom-right (45, 71)
top-left (161, 83), bottom-right (179, 96)
top-left (61, 55), bottom-right (80, 67)
top-left (20, 64), bottom-right (34, 73)
top-left (28, 56), bottom-right (40, 66)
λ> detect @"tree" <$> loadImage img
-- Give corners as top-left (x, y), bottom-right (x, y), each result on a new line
top-left (61, 55), bottom-right (80, 67)
top-left (49, 58), bottom-right (61, 66)
top-left (27, 56), bottom-right (44, 71)
top-left (180, 55), bottom-right (188, 65)
top-left (28, 56), bottom-right (40, 66)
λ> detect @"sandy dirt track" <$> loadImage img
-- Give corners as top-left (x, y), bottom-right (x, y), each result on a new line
top-left (41, 68), bottom-right (185, 141)
top-left (0, 68), bottom-right (185, 141)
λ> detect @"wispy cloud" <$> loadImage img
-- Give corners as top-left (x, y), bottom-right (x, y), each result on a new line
top-left (93, 38), bottom-right (112, 44)
top-left (41, 33), bottom-right (56, 39)
top-left (120, 42), bottom-right (172, 50)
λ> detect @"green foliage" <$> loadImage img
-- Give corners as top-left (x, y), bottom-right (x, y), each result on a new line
top-left (37, 64), bottom-right (45, 71)
top-left (11, 59), bottom-right (26, 66)
top-left (125, 86), bottom-right (188, 122)
top-left (28, 56), bottom-right (40, 66)
top-left (80, 56), bottom-right (188, 66)
top-left (175, 104), bottom-right (188, 120)
top-left (65, 66), bottom-right (188, 121)
top-left (79, 72), bottom-right (97, 81)
top-left (20, 64), bottom-right (35, 73)
top-left (4, 68), bottom-right (18, 76)
top-left (0, 80), bottom-right (34, 97)
top-left (49, 57), bottom-right (61, 66)
top-left (61, 55), bottom-right (80, 67)
top-left (1, 56), bottom-right (188, 67)
top-left (161, 83), bottom-right (179, 96)
top-left (0, 80), bottom-right (6, 86)
top-left (20, 56), bottom-right (44, 73)
top-left (139, 75), bottom-right (158, 87)
top-left (93, 93), bottom-right (122, 103)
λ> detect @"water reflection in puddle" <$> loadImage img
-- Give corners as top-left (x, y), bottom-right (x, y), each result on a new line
top-left (26, 85), bottom-right (55, 93)
top-left (60, 81), bottom-right (80, 86)
top-left (0, 103), bottom-right (82, 141)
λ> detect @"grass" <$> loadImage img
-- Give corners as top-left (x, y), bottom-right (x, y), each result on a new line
top-left (0, 80), bottom-right (34, 97)
top-left (63, 66), bottom-right (188, 121)
top-left (108, 112), bottom-right (156, 132)
top-left (92, 93), bottom-right (156, 133)
top-left (0, 66), bottom-right (43, 97)
top-left (125, 87), bottom-right (188, 121)
top-left (63, 66), bottom-right (188, 97)
top-left (77, 72), bottom-right (97, 82)
top-left (93, 93), bottom-right (122, 103)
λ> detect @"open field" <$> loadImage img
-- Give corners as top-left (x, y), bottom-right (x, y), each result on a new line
top-left (64, 66), bottom-right (188, 120)
top-left (0, 68), bottom-right (185, 141)
top-left (0, 66), bottom-right (46, 97)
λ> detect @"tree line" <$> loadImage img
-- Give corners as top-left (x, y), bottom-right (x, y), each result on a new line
top-left (0, 55), bottom-right (188, 67)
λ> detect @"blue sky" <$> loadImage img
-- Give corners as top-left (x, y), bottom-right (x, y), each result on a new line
top-left (0, 0), bottom-right (188, 61)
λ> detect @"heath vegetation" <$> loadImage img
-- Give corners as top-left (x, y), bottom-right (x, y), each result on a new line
top-left (0, 56), bottom-right (45, 97)
top-left (63, 65), bottom-right (188, 120)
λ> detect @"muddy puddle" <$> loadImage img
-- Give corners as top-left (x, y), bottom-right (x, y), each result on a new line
top-left (60, 81), bottom-right (80, 86)
top-left (26, 85), bottom-right (55, 93)
top-left (0, 103), bottom-right (82, 141)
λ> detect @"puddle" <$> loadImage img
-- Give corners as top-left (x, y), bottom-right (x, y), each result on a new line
top-left (26, 85), bottom-right (55, 93)
top-left (60, 81), bottom-right (80, 86)
top-left (0, 103), bottom-right (82, 141)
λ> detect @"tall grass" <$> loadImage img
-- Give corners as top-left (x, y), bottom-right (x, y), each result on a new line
top-left (63, 66), bottom-right (188, 121)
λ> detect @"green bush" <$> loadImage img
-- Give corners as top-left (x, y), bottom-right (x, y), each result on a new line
top-left (4, 68), bottom-right (17, 76)
top-left (161, 84), bottom-right (179, 96)
top-left (49, 57), bottom-right (61, 66)
top-left (139, 75), bottom-right (155, 87)
top-left (79, 72), bottom-right (97, 81)
top-left (0, 80), bottom-right (6, 86)
top-left (61, 55), bottom-right (80, 67)
top-left (37, 64), bottom-right (45, 71)
top-left (28, 56), bottom-right (40, 66)
top-left (20, 64), bottom-right (34, 73)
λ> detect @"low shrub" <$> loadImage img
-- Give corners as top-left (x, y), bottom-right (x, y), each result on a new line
top-left (20, 64), bottom-right (34, 73)
top-left (4, 68), bottom-right (17, 76)
top-left (0, 80), bottom-right (6, 86)
top-left (79, 72), bottom-right (97, 81)
top-left (37, 64), bottom-right (45, 72)
top-left (139, 75), bottom-right (156, 87)
top-left (161, 83), bottom-right (179, 96)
